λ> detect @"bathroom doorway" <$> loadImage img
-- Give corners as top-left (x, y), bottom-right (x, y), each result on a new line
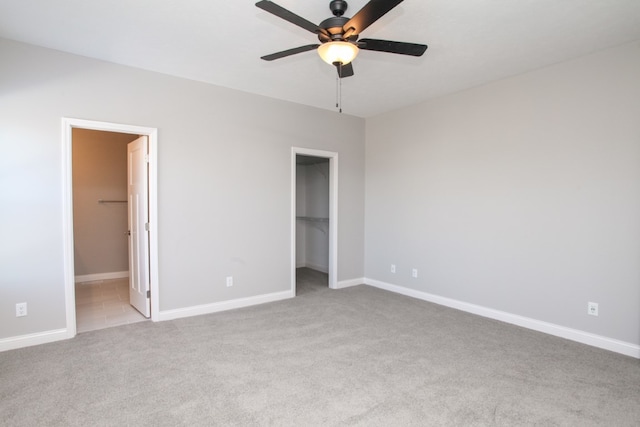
top-left (62, 118), bottom-right (159, 336)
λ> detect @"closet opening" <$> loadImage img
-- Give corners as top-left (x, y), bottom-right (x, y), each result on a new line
top-left (291, 148), bottom-right (338, 295)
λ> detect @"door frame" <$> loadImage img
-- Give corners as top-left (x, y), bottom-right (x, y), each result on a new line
top-left (61, 118), bottom-right (159, 336)
top-left (291, 147), bottom-right (338, 293)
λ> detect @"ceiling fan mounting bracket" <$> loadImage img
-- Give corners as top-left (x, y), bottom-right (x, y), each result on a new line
top-left (329, 0), bottom-right (348, 17)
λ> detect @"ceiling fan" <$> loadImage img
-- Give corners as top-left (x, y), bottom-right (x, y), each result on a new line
top-left (256, 0), bottom-right (428, 78)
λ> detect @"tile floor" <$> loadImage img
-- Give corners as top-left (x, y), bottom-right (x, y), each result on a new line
top-left (75, 278), bottom-right (147, 333)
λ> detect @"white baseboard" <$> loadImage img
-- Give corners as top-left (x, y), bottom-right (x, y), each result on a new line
top-left (336, 277), bottom-right (365, 289)
top-left (298, 262), bottom-right (329, 274)
top-left (365, 278), bottom-right (640, 359)
top-left (0, 328), bottom-right (73, 353)
top-left (75, 271), bottom-right (129, 283)
top-left (158, 290), bottom-right (294, 322)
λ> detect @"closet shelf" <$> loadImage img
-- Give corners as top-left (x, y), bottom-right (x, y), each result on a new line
top-left (296, 216), bottom-right (329, 223)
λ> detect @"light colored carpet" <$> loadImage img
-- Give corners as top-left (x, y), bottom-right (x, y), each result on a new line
top-left (1, 269), bottom-right (639, 426)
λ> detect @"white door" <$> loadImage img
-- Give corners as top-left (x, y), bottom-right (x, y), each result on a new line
top-left (128, 136), bottom-right (151, 317)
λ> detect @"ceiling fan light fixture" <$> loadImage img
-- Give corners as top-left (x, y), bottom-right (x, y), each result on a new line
top-left (317, 41), bottom-right (359, 66)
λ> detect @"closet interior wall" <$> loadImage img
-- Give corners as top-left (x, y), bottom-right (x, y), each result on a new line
top-left (72, 129), bottom-right (138, 280)
top-left (295, 157), bottom-right (330, 274)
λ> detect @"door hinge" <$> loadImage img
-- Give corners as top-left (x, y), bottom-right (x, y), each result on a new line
top-left (144, 153), bottom-right (150, 163)
top-left (146, 290), bottom-right (150, 298)
top-left (145, 223), bottom-right (150, 231)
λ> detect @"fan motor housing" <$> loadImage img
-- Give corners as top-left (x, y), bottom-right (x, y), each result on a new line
top-left (319, 16), bottom-right (349, 39)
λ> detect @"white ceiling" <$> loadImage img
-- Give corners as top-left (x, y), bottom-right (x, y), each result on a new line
top-left (1, 0), bottom-right (640, 117)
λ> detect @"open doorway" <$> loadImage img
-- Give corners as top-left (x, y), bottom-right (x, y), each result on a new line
top-left (62, 118), bottom-right (159, 337)
top-left (291, 147), bottom-right (338, 295)
top-left (72, 129), bottom-right (147, 332)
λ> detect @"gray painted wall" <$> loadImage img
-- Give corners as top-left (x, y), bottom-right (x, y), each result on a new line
top-left (365, 42), bottom-right (640, 345)
top-left (0, 38), bottom-right (365, 340)
top-left (2, 36), bottom-right (637, 350)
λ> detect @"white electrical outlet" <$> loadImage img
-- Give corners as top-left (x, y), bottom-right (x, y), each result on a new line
top-left (588, 302), bottom-right (598, 316)
top-left (16, 302), bottom-right (27, 317)
top-left (226, 276), bottom-right (233, 287)
top-left (412, 268), bottom-right (418, 278)
top-left (390, 264), bottom-right (396, 273)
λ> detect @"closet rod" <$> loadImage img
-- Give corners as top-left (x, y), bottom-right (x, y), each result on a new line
top-left (98, 199), bottom-right (127, 204)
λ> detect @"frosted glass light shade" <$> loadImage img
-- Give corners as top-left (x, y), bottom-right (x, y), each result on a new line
top-left (317, 41), bottom-right (359, 65)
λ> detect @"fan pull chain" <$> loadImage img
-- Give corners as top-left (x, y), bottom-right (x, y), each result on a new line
top-left (335, 63), bottom-right (343, 113)
top-left (336, 74), bottom-right (339, 111)
top-left (339, 73), bottom-right (342, 113)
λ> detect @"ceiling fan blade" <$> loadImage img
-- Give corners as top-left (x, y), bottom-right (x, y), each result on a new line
top-left (335, 62), bottom-right (355, 78)
top-left (359, 38), bottom-right (427, 56)
top-left (342, 0), bottom-right (404, 37)
top-left (261, 44), bottom-right (320, 61)
top-left (256, 1), bottom-right (329, 37)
